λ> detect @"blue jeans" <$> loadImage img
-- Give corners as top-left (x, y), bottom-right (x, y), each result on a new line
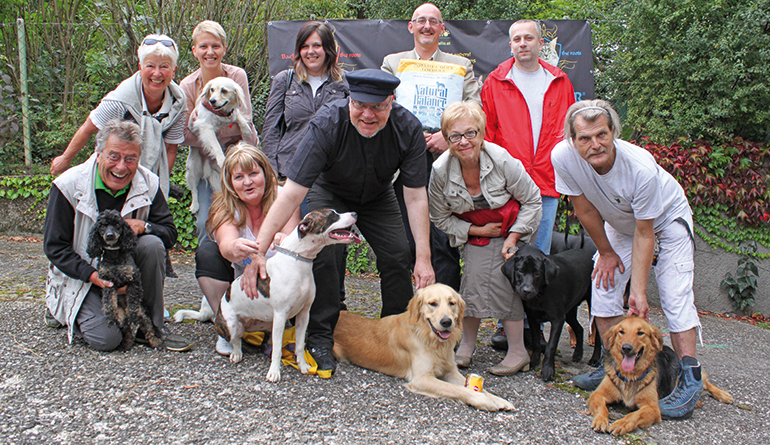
top-left (533, 195), bottom-right (559, 255)
top-left (195, 180), bottom-right (214, 239)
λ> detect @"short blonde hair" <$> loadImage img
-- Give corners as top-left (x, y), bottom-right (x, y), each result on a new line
top-left (441, 101), bottom-right (487, 142)
top-left (137, 33), bottom-right (178, 67)
top-left (192, 20), bottom-right (227, 47)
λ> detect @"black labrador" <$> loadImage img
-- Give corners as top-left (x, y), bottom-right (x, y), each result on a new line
top-left (501, 244), bottom-right (602, 381)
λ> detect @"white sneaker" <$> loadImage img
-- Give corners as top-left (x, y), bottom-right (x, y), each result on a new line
top-left (216, 336), bottom-right (233, 356)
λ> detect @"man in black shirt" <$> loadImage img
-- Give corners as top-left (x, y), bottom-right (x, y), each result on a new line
top-left (44, 119), bottom-right (190, 352)
top-left (251, 69), bottom-right (435, 374)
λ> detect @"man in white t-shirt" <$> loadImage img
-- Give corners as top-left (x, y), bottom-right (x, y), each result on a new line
top-left (551, 99), bottom-right (703, 420)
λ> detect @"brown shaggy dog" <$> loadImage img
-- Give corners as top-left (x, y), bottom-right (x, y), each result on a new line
top-left (333, 284), bottom-right (514, 411)
top-left (588, 316), bottom-right (733, 435)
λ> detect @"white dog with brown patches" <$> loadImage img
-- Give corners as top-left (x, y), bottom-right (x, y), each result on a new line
top-left (186, 76), bottom-right (254, 212)
top-left (214, 209), bottom-right (360, 383)
top-left (333, 284), bottom-right (515, 411)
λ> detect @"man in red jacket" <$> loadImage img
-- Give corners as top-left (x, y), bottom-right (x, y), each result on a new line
top-left (482, 19), bottom-right (575, 349)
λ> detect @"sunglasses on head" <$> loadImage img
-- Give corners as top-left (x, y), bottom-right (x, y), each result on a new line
top-left (141, 38), bottom-right (176, 49)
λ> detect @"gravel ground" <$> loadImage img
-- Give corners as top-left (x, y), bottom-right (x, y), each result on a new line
top-left (0, 235), bottom-right (768, 445)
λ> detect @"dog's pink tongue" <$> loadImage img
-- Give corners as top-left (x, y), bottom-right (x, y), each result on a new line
top-left (621, 356), bottom-right (636, 373)
top-left (438, 330), bottom-right (451, 340)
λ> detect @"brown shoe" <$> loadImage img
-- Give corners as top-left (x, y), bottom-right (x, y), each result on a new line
top-left (489, 356), bottom-right (531, 376)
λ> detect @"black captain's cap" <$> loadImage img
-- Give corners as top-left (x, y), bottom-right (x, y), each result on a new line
top-left (346, 69), bottom-right (400, 103)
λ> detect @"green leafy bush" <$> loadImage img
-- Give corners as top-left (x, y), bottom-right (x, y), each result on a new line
top-left (644, 137), bottom-right (770, 256)
top-left (600, 0), bottom-right (770, 142)
top-left (721, 241), bottom-right (760, 311)
top-left (0, 167), bottom-right (198, 251)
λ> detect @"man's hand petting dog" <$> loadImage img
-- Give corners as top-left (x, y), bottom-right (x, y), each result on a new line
top-left (240, 259), bottom-right (264, 300)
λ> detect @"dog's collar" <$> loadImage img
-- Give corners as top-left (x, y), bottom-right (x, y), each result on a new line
top-left (616, 366), bottom-right (651, 383)
top-left (274, 245), bottom-right (313, 263)
top-left (202, 100), bottom-right (233, 117)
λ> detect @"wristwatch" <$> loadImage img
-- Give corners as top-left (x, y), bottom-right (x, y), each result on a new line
top-left (144, 222), bottom-right (153, 235)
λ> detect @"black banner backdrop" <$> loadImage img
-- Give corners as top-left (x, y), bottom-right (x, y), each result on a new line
top-left (267, 19), bottom-right (595, 101)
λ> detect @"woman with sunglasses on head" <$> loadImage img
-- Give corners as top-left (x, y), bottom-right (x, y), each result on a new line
top-left (429, 101), bottom-right (542, 376)
top-left (181, 20), bottom-right (259, 238)
top-left (51, 34), bottom-right (186, 198)
top-left (262, 21), bottom-right (348, 192)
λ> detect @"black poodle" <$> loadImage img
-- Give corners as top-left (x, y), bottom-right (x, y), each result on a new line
top-left (86, 210), bottom-right (162, 350)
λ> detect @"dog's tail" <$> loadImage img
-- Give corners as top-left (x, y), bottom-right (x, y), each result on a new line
top-left (173, 296), bottom-right (215, 323)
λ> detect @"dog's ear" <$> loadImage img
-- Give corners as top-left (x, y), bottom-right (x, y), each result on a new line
top-left (86, 222), bottom-right (103, 259)
top-left (120, 219), bottom-right (138, 251)
top-left (196, 85), bottom-right (211, 106)
top-left (500, 257), bottom-right (515, 285)
top-left (604, 321), bottom-right (622, 351)
top-left (649, 324), bottom-right (664, 353)
top-left (234, 83), bottom-right (246, 107)
top-left (297, 221), bottom-right (309, 239)
top-left (543, 256), bottom-right (559, 287)
top-left (407, 289), bottom-right (424, 324)
top-left (453, 289), bottom-right (465, 321)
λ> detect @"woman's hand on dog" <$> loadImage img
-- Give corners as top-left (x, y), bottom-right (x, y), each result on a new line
top-left (232, 238), bottom-right (260, 261)
top-left (502, 232), bottom-right (522, 260)
top-left (592, 251), bottom-right (625, 290)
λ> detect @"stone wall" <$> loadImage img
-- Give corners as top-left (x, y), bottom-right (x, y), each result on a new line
top-left (0, 196), bottom-right (46, 234)
top-left (646, 225), bottom-right (770, 315)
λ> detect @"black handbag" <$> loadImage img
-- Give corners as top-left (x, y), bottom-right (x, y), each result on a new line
top-left (276, 69), bottom-right (294, 139)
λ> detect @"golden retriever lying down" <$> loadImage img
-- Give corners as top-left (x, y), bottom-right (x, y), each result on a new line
top-left (333, 284), bottom-right (514, 411)
top-left (588, 316), bottom-right (733, 435)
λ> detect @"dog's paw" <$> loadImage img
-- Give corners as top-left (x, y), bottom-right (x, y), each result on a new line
top-left (541, 365), bottom-right (555, 382)
top-left (571, 348), bottom-right (584, 363)
top-left (189, 201), bottom-right (199, 213)
top-left (298, 360), bottom-right (311, 375)
top-left (266, 367), bottom-right (281, 383)
top-left (230, 350), bottom-right (243, 364)
top-left (491, 394), bottom-right (515, 411)
top-left (591, 415), bottom-right (610, 433)
top-left (215, 154), bottom-right (225, 169)
top-left (608, 418), bottom-right (636, 436)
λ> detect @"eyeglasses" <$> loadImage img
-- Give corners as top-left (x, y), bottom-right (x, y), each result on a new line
top-left (448, 129), bottom-right (479, 143)
top-left (141, 38), bottom-right (177, 50)
top-left (351, 97), bottom-right (393, 112)
top-left (411, 17), bottom-right (443, 27)
top-left (104, 153), bottom-right (139, 166)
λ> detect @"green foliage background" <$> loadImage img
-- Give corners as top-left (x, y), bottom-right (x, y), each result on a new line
top-left (0, 0), bottom-right (768, 251)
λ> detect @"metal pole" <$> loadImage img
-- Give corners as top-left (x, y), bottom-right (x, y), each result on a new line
top-left (17, 18), bottom-right (31, 173)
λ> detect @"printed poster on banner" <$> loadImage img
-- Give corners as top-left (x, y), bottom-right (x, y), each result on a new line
top-left (394, 59), bottom-right (465, 131)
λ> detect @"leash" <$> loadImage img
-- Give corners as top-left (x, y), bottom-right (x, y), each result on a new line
top-left (274, 245), bottom-right (313, 263)
top-left (202, 100), bottom-right (234, 117)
